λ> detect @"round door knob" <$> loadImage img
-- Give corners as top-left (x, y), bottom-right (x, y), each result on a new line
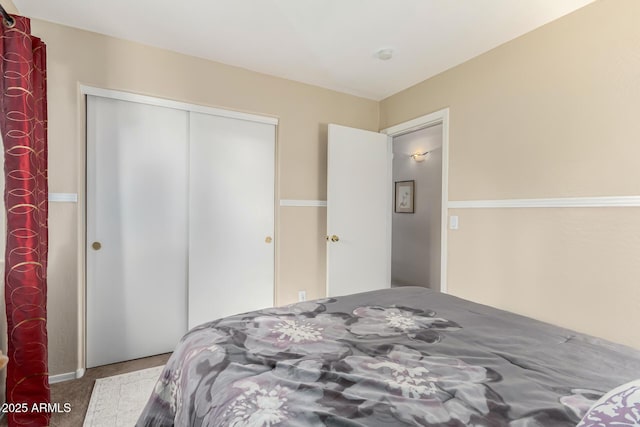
top-left (265, 236), bottom-right (273, 244)
top-left (331, 235), bottom-right (339, 242)
top-left (92, 241), bottom-right (102, 250)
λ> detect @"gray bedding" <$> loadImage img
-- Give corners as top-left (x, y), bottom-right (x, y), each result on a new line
top-left (137, 286), bottom-right (640, 426)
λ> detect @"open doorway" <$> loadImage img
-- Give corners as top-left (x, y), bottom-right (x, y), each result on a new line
top-left (391, 124), bottom-right (443, 290)
top-left (327, 108), bottom-right (449, 295)
top-left (382, 108), bottom-right (449, 293)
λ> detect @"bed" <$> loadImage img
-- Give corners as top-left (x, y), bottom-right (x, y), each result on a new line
top-left (137, 286), bottom-right (640, 426)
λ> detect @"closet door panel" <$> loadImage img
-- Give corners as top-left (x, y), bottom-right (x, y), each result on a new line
top-left (188, 113), bottom-right (275, 328)
top-left (87, 96), bottom-right (189, 367)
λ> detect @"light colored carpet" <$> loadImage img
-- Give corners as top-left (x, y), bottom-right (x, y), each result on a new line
top-left (83, 365), bottom-right (163, 427)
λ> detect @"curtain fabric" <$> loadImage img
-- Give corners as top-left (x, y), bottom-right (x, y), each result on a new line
top-left (0, 16), bottom-right (50, 426)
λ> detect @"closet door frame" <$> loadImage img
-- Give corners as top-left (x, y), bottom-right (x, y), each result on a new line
top-left (79, 85), bottom-right (279, 374)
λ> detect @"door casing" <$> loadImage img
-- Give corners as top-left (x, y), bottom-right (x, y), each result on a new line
top-left (325, 108), bottom-right (449, 296)
top-left (80, 85), bottom-right (279, 374)
top-left (381, 108), bottom-right (450, 293)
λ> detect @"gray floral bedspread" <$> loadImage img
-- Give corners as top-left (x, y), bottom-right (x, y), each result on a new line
top-left (137, 287), bottom-right (640, 426)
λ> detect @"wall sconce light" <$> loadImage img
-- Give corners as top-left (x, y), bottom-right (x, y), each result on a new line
top-left (410, 151), bottom-right (428, 162)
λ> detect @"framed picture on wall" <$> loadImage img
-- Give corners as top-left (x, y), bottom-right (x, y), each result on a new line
top-left (394, 180), bottom-right (415, 213)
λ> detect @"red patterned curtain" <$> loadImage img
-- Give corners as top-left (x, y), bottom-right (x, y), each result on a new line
top-left (0, 15), bottom-right (50, 427)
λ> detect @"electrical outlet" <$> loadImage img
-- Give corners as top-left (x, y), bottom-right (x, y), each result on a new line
top-left (298, 291), bottom-right (306, 302)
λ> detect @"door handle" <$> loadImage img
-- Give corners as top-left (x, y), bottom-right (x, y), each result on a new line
top-left (265, 236), bottom-right (273, 244)
top-left (92, 241), bottom-right (102, 250)
top-left (330, 235), bottom-right (339, 242)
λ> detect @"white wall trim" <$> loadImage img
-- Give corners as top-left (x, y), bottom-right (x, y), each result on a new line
top-left (49, 371), bottom-right (77, 384)
top-left (80, 85), bottom-right (279, 125)
top-left (381, 108), bottom-right (450, 294)
top-left (49, 367), bottom-right (84, 384)
top-left (280, 199), bottom-right (327, 207)
top-left (449, 195), bottom-right (640, 209)
top-left (381, 110), bottom-right (448, 138)
top-left (49, 192), bottom-right (78, 203)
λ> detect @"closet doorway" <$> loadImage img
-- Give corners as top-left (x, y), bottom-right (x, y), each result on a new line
top-left (391, 124), bottom-right (443, 290)
top-left (85, 88), bottom-right (276, 368)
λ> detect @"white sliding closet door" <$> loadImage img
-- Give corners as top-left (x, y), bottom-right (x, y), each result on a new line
top-left (188, 113), bottom-right (275, 329)
top-left (86, 96), bottom-right (189, 368)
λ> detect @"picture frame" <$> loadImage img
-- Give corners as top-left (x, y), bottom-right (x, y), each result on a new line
top-left (394, 180), bottom-right (415, 213)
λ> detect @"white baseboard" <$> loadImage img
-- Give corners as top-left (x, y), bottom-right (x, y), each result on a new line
top-left (49, 367), bottom-right (85, 384)
top-left (49, 372), bottom-right (76, 384)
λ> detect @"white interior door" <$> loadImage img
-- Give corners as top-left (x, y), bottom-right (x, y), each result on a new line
top-left (86, 96), bottom-right (189, 368)
top-left (327, 124), bottom-right (391, 297)
top-left (188, 113), bottom-right (275, 329)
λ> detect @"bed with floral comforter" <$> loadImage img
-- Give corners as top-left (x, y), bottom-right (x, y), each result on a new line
top-left (137, 287), bottom-right (640, 426)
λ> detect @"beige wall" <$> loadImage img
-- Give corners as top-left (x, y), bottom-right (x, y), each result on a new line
top-left (3, 0), bottom-right (17, 14)
top-left (32, 19), bottom-right (378, 375)
top-left (448, 208), bottom-right (640, 349)
top-left (380, 0), bottom-right (640, 349)
top-left (22, 0), bottom-right (640, 375)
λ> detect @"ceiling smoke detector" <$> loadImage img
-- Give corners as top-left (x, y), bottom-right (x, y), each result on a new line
top-left (375, 48), bottom-right (394, 61)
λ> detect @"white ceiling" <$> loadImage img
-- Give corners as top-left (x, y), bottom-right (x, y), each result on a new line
top-left (14, 0), bottom-right (595, 100)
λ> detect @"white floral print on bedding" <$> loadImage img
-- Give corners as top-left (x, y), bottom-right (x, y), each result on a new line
top-left (577, 379), bottom-right (640, 427)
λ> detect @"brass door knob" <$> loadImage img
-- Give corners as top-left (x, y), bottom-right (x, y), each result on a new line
top-left (265, 236), bottom-right (273, 244)
top-left (92, 242), bottom-right (102, 250)
top-left (330, 235), bottom-right (339, 242)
